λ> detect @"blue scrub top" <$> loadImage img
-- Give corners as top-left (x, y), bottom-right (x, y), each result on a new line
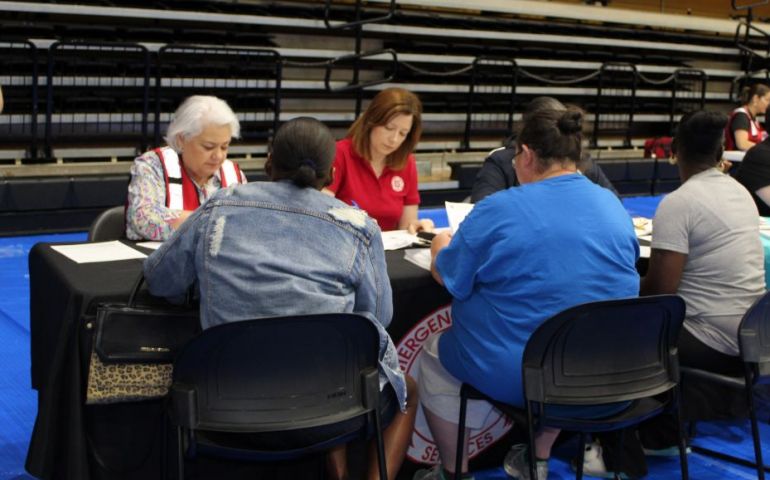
top-left (437, 174), bottom-right (640, 407)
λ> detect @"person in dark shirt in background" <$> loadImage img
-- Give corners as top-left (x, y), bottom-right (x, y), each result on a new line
top-left (735, 136), bottom-right (770, 217)
top-left (471, 96), bottom-right (618, 203)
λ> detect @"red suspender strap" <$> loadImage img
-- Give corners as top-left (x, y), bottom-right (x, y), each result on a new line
top-left (179, 162), bottom-right (201, 211)
top-left (155, 147), bottom-right (173, 208)
top-left (218, 160), bottom-right (244, 188)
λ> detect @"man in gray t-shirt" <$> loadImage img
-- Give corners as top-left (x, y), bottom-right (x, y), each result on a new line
top-left (585, 111), bottom-right (766, 479)
top-left (652, 168), bottom-right (765, 356)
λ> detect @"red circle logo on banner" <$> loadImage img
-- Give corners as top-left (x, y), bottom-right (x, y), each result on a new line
top-left (396, 305), bottom-right (513, 464)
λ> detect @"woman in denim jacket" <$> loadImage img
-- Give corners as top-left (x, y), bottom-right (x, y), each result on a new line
top-left (144, 117), bottom-right (416, 480)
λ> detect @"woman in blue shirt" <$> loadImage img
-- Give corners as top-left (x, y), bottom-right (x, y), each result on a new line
top-left (414, 108), bottom-right (639, 480)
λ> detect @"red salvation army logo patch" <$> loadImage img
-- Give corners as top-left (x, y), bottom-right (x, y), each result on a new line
top-left (391, 175), bottom-right (405, 192)
top-left (396, 305), bottom-right (512, 465)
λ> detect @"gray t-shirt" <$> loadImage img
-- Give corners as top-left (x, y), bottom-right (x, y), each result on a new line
top-left (652, 168), bottom-right (765, 356)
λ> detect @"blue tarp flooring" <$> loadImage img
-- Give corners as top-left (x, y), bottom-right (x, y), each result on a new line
top-left (1, 199), bottom-right (768, 479)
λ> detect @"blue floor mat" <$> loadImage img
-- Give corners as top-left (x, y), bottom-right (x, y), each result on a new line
top-left (2, 230), bottom-right (769, 480)
top-left (473, 417), bottom-right (770, 479)
top-left (0, 233), bottom-right (86, 480)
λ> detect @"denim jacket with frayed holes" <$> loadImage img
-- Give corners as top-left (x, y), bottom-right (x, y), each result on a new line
top-left (143, 180), bottom-right (406, 410)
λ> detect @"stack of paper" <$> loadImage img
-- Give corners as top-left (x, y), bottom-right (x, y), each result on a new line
top-left (136, 241), bottom-right (163, 250)
top-left (404, 248), bottom-right (432, 271)
top-left (445, 201), bottom-right (474, 234)
top-left (381, 230), bottom-right (419, 250)
top-left (51, 241), bottom-right (147, 264)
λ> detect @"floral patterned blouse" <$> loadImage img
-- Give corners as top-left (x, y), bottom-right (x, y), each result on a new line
top-left (125, 149), bottom-right (247, 241)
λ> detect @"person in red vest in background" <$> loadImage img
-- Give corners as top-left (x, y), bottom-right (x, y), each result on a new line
top-left (725, 83), bottom-right (770, 151)
top-left (126, 95), bottom-right (247, 241)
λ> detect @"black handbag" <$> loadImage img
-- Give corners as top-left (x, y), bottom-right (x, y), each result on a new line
top-left (86, 273), bottom-right (201, 404)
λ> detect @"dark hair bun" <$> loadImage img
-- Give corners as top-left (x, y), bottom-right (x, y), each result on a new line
top-left (557, 109), bottom-right (583, 135)
top-left (270, 117), bottom-right (335, 189)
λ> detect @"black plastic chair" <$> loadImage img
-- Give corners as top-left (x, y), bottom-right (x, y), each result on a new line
top-left (168, 313), bottom-right (388, 479)
top-left (87, 206), bottom-right (125, 242)
top-left (682, 290), bottom-right (770, 479)
top-left (455, 295), bottom-right (688, 480)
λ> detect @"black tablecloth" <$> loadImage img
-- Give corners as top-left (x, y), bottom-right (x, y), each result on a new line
top-left (25, 243), bottom-right (451, 480)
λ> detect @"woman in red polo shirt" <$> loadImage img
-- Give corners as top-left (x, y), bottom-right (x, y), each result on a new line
top-left (327, 87), bottom-right (434, 232)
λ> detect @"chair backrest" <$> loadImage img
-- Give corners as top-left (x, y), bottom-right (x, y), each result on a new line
top-left (87, 205), bottom-right (125, 242)
top-left (522, 295), bottom-right (685, 406)
top-left (170, 313), bottom-right (380, 433)
top-left (739, 290), bottom-right (770, 369)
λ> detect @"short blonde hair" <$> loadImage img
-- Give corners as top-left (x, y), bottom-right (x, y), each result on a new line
top-left (165, 95), bottom-right (240, 151)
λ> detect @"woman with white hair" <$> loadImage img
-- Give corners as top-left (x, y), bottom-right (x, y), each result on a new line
top-left (126, 95), bottom-right (246, 241)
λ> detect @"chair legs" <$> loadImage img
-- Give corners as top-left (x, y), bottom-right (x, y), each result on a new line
top-left (673, 386), bottom-right (690, 480)
top-left (455, 387), bottom-right (469, 480)
top-left (525, 402), bottom-right (538, 480)
top-left (689, 372), bottom-right (769, 478)
top-left (373, 407), bottom-right (389, 480)
top-left (746, 370), bottom-right (766, 480)
top-left (575, 433), bottom-right (586, 480)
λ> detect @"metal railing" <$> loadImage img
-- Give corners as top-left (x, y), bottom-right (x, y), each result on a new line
top-left (670, 69), bottom-right (707, 135)
top-left (592, 63), bottom-right (638, 148)
top-left (733, 0), bottom-right (770, 94)
top-left (463, 57), bottom-right (518, 151)
top-left (155, 45), bottom-right (282, 146)
top-left (0, 40), bottom-right (39, 160)
top-left (323, 0), bottom-right (396, 30)
top-left (0, 41), bottom-right (717, 163)
top-left (45, 41), bottom-right (151, 159)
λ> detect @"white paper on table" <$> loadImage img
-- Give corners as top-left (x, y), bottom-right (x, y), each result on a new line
top-left (632, 217), bottom-right (653, 237)
top-left (639, 245), bottom-right (651, 259)
top-left (722, 150), bottom-right (745, 163)
top-left (136, 241), bottom-right (163, 250)
top-left (445, 201), bottom-right (474, 234)
top-left (381, 230), bottom-right (419, 251)
top-left (759, 217), bottom-right (770, 234)
top-left (51, 241), bottom-right (147, 264)
top-left (404, 248), bottom-right (432, 271)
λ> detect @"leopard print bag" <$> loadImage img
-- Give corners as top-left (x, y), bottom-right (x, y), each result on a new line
top-left (85, 273), bottom-right (200, 404)
top-left (86, 350), bottom-right (174, 404)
